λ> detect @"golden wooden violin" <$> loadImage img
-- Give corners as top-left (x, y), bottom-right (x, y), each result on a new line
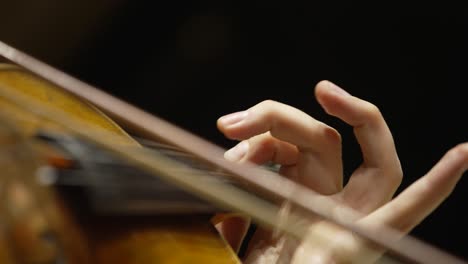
top-left (0, 54), bottom-right (241, 263)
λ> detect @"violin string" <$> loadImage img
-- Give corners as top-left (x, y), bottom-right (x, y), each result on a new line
top-left (129, 135), bottom-right (279, 181)
top-left (39, 133), bottom-right (245, 191)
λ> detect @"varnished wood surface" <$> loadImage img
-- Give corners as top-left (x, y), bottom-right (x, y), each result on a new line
top-left (0, 64), bottom-right (241, 263)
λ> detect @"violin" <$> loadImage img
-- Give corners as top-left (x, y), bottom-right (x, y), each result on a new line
top-left (0, 51), bottom-right (240, 263)
top-left (0, 41), bottom-right (466, 264)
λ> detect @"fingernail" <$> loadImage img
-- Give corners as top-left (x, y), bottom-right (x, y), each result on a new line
top-left (327, 81), bottom-right (350, 96)
top-left (224, 141), bottom-right (249, 161)
top-left (218, 111), bottom-right (248, 127)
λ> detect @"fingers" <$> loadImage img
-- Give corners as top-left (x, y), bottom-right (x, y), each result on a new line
top-left (224, 132), bottom-right (298, 165)
top-left (217, 100), bottom-right (342, 153)
top-left (315, 81), bottom-right (402, 210)
top-left (218, 100), bottom-right (343, 193)
top-left (363, 143), bottom-right (468, 233)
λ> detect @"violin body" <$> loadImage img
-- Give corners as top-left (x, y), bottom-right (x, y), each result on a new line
top-left (0, 64), bottom-right (241, 263)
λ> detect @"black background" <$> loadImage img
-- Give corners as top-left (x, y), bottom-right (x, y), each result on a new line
top-left (2, 1), bottom-right (467, 260)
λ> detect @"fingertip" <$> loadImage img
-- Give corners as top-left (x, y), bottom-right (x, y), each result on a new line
top-left (314, 80), bottom-right (348, 116)
top-left (444, 142), bottom-right (468, 176)
top-left (224, 140), bottom-right (249, 162)
top-left (218, 111), bottom-right (248, 128)
top-left (216, 119), bottom-right (229, 139)
top-left (216, 118), bottom-right (228, 135)
top-left (315, 79), bottom-right (330, 89)
top-left (315, 80), bottom-right (350, 99)
top-left (314, 80), bottom-right (331, 99)
top-left (217, 111), bottom-right (249, 139)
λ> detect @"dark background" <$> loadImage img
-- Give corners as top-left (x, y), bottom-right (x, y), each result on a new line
top-left (2, 1), bottom-right (467, 260)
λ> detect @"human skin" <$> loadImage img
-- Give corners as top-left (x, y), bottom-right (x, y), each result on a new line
top-left (215, 80), bottom-right (468, 263)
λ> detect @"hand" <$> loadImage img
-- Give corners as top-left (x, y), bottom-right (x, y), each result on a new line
top-left (215, 81), bottom-right (468, 263)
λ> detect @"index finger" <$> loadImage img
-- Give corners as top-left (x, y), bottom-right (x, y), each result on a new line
top-left (217, 100), bottom-right (341, 153)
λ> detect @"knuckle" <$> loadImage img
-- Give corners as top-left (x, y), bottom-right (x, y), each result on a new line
top-left (253, 100), bottom-right (280, 121)
top-left (390, 163), bottom-right (404, 185)
top-left (323, 125), bottom-right (342, 146)
top-left (255, 133), bottom-right (277, 152)
top-left (256, 99), bottom-right (279, 110)
top-left (379, 165), bottom-right (403, 188)
top-left (362, 102), bottom-right (382, 122)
